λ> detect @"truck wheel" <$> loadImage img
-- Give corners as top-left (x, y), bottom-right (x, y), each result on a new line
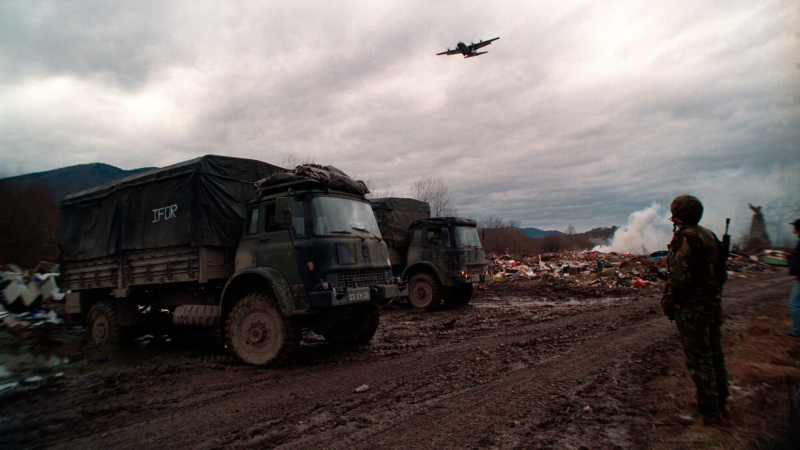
top-left (408, 273), bottom-right (441, 310)
top-left (225, 293), bottom-right (300, 367)
top-left (323, 303), bottom-right (380, 345)
top-left (174, 305), bottom-right (220, 327)
top-left (444, 285), bottom-right (474, 306)
top-left (87, 301), bottom-right (122, 347)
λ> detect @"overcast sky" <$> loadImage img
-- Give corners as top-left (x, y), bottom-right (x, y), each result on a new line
top-left (1, 1), bottom-right (798, 243)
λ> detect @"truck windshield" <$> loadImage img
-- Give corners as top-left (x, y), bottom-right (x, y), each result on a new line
top-left (454, 226), bottom-right (481, 248)
top-left (311, 197), bottom-right (382, 237)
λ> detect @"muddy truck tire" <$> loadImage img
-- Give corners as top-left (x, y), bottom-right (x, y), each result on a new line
top-left (323, 303), bottom-right (380, 345)
top-left (225, 293), bottom-right (300, 367)
top-left (87, 301), bottom-right (125, 347)
top-left (408, 273), bottom-right (442, 310)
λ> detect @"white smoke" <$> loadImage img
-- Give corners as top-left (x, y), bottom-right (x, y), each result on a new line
top-left (593, 203), bottom-right (673, 255)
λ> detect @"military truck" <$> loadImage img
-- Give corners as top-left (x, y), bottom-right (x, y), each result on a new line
top-left (60, 156), bottom-right (406, 366)
top-left (370, 198), bottom-right (489, 310)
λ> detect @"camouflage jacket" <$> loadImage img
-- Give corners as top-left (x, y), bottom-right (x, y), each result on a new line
top-left (661, 224), bottom-right (722, 318)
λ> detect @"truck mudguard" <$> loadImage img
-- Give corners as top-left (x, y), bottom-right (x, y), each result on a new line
top-left (403, 260), bottom-right (445, 283)
top-left (220, 267), bottom-right (296, 317)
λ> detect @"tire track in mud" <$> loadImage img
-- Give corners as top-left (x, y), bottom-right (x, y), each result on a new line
top-left (225, 274), bottom-right (787, 449)
top-left (258, 298), bottom-right (666, 449)
top-left (50, 294), bottom-right (654, 449)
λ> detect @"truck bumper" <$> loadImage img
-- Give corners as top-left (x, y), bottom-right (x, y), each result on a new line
top-left (448, 272), bottom-right (490, 286)
top-left (307, 283), bottom-right (407, 309)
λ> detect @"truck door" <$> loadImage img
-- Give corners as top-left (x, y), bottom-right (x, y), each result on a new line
top-left (422, 227), bottom-right (447, 274)
top-left (235, 206), bottom-right (261, 270)
top-left (256, 200), bottom-right (303, 284)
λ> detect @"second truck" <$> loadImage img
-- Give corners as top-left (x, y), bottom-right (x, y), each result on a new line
top-left (370, 198), bottom-right (489, 310)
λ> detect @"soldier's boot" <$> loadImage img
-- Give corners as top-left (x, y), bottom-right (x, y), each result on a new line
top-left (677, 406), bottom-right (721, 426)
top-left (677, 407), bottom-right (701, 425)
top-left (718, 398), bottom-right (729, 418)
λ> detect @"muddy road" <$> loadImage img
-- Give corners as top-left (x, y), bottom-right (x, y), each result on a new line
top-left (0, 272), bottom-right (792, 449)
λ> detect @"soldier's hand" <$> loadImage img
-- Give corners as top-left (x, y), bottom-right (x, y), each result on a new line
top-left (660, 295), bottom-right (675, 318)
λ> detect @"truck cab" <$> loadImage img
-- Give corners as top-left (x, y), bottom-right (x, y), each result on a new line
top-left (403, 217), bottom-right (489, 309)
top-left (222, 175), bottom-right (407, 365)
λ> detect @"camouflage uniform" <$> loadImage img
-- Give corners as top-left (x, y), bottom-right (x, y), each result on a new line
top-left (661, 195), bottom-right (729, 416)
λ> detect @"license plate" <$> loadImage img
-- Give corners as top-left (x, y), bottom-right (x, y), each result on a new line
top-left (348, 290), bottom-right (370, 302)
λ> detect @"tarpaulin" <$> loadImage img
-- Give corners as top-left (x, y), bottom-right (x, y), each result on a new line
top-left (369, 198), bottom-right (430, 250)
top-left (60, 155), bottom-right (283, 260)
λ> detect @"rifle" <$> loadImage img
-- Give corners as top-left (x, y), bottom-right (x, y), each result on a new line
top-left (719, 218), bottom-right (731, 289)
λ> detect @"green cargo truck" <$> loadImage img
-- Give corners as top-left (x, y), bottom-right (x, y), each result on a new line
top-left (61, 156), bottom-right (406, 366)
top-left (370, 198), bottom-right (489, 310)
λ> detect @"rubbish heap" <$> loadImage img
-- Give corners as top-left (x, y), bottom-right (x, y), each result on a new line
top-left (486, 251), bottom-right (666, 289)
top-left (0, 262), bottom-right (65, 331)
top-left (486, 248), bottom-right (786, 289)
top-left (726, 251), bottom-right (786, 275)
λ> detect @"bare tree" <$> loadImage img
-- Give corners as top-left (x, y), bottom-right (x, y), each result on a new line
top-left (565, 224), bottom-right (576, 235)
top-left (410, 177), bottom-right (457, 216)
top-left (479, 216), bottom-right (520, 229)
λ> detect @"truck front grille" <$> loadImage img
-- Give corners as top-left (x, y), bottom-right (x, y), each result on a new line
top-left (338, 270), bottom-right (386, 289)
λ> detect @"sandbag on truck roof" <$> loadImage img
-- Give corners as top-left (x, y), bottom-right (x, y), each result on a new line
top-left (255, 164), bottom-right (370, 196)
top-left (60, 155), bottom-right (283, 260)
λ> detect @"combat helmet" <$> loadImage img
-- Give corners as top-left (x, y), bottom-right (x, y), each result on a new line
top-left (670, 195), bottom-right (703, 225)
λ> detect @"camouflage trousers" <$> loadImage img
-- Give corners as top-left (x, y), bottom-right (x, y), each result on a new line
top-left (674, 311), bottom-right (730, 411)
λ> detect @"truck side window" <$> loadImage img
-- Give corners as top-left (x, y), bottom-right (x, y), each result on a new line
top-left (264, 202), bottom-right (281, 232)
top-left (245, 208), bottom-right (259, 235)
top-left (412, 229), bottom-right (422, 243)
top-left (293, 200), bottom-right (305, 237)
top-left (426, 229), bottom-right (441, 244)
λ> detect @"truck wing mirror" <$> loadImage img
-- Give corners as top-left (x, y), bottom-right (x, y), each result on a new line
top-left (440, 227), bottom-right (450, 247)
top-left (275, 197), bottom-right (294, 225)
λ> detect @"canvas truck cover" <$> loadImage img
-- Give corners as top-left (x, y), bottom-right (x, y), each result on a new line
top-left (60, 155), bottom-right (283, 261)
top-left (369, 198), bottom-right (431, 250)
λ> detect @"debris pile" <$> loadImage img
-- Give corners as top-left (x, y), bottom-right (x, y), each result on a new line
top-left (486, 251), bottom-right (667, 289)
top-left (486, 248), bottom-right (787, 289)
top-left (1, 262), bottom-right (66, 330)
top-left (726, 252), bottom-right (786, 275)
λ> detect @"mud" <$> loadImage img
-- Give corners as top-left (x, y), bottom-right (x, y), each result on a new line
top-left (0, 272), bottom-right (792, 449)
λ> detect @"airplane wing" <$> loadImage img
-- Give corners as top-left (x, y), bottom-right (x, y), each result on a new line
top-left (470, 37), bottom-right (499, 50)
top-left (465, 51), bottom-right (488, 58)
top-left (437, 49), bottom-right (462, 56)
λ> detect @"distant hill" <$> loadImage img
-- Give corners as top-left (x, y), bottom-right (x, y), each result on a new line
top-left (0, 162), bottom-right (156, 267)
top-left (521, 227), bottom-right (564, 238)
top-left (0, 163), bottom-right (155, 202)
top-left (580, 226), bottom-right (619, 245)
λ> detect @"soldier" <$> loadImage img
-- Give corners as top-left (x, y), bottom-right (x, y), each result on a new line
top-left (787, 219), bottom-right (800, 338)
top-left (661, 195), bottom-right (729, 425)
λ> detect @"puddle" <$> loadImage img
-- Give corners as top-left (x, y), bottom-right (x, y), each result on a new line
top-left (0, 326), bottom-right (221, 381)
top-left (0, 353), bottom-right (70, 376)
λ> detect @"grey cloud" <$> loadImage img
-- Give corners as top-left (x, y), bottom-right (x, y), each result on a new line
top-left (1, 0), bottom-right (797, 239)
